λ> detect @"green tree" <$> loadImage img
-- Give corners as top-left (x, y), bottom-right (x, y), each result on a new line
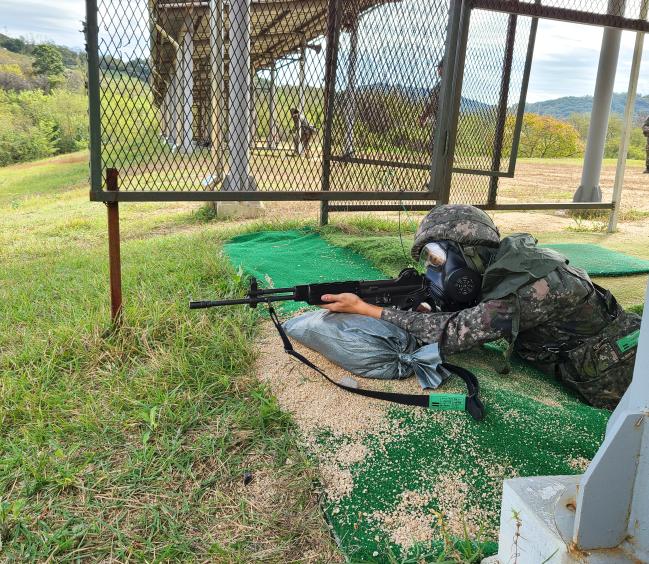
top-left (567, 113), bottom-right (590, 141)
top-left (32, 44), bottom-right (65, 77)
top-left (516, 113), bottom-right (584, 158)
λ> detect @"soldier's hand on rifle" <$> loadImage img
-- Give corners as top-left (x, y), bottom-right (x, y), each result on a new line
top-left (320, 293), bottom-right (382, 318)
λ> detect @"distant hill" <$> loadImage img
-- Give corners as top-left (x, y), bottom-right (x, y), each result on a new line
top-left (0, 32), bottom-right (84, 68)
top-left (0, 46), bottom-right (33, 73)
top-left (359, 83), bottom-right (492, 112)
top-left (525, 93), bottom-right (649, 120)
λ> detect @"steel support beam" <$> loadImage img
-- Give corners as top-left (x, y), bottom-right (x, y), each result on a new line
top-left (472, 0), bottom-right (649, 32)
top-left (320, 0), bottom-right (343, 225)
top-left (488, 14), bottom-right (517, 206)
top-left (85, 0), bottom-right (102, 193)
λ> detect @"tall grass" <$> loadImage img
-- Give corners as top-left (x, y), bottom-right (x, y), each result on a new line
top-left (0, 158), bottom-right (339, 561)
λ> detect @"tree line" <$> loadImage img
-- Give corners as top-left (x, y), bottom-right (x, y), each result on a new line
top-left (513, 112), bottom-right (648, 160)
top-left (1, 29), bottom-right (648, 168)
top-left (0, 36), bottom-right (88, 166)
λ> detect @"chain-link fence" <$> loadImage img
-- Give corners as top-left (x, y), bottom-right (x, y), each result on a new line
top-left (87, 0), bottom-right (648, 212)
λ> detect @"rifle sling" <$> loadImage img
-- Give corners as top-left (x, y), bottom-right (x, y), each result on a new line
top-left (268, 306), bottom-right (485, 421)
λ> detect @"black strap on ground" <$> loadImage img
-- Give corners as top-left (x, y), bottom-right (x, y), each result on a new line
top-left (268, 305), bottom-right (485, 421)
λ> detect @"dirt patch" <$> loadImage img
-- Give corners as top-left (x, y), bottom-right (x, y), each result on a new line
top-left (256, 323), bottom-right (394, 439)
top-left (370, 490), bottom-right (437, 551)
top-left (567, 456), bottom-right (591, 472)
top-left (8, 152), bottom-right (88, 170)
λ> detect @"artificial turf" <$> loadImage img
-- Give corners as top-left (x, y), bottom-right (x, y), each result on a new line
top-left (225, 229), bottom-right (612, 562)
top-left (543, 243), bottom-right (649, 276)
top-left (224, 229), bottom-right (385, 313)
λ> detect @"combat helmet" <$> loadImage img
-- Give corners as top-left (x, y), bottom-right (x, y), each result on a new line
top-left (411, 204), bottom-right (500, 261)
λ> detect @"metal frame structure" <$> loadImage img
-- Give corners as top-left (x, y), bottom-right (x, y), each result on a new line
top-left (86, 0), bottom-right (649, 320)
top-left (86, 0), bottom-right (641, 213)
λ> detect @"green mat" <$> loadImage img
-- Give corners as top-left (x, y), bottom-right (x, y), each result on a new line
top-left (225, 230), bottom-right (610, 562)
top-left (224, 229), bottom-right (385, 313)
top-left (543, 243), bottom-right (649, 277)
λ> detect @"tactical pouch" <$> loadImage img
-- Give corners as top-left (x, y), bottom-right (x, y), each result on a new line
top-left (559, 310), bottom-right (641, 410)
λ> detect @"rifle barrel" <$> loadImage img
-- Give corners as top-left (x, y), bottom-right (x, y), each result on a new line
top-left (189, 294), bottom-right (295, 309)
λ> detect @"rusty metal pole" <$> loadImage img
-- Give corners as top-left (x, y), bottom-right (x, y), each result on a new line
top-left (106, 168), bottom-right (123, 324)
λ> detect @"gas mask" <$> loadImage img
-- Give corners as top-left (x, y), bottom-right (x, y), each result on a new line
top-left (419, 241), bottom-right (482, 312)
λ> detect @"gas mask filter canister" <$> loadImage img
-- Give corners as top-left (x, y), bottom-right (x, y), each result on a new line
top-left (419, 241), bottom-right (482, 311)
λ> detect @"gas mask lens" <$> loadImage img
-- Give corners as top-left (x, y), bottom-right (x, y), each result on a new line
top-left (419, 242), bottom-right (447, 269)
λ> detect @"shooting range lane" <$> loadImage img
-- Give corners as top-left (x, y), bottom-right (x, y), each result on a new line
top-left (542, 243), bottom-right (649, 277)
top-left (232, 229), bottom-right (611, 561)
top-left (223, 230), bottom-right (386, 313)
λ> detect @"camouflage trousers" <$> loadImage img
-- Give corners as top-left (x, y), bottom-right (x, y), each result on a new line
top-left (556, 310), bottom-right (641, 410)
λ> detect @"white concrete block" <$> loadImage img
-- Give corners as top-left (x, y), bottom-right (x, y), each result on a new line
top-left (216, 201), bottom-right (265, 219)
top-left (496, 475), bottom-right (639, 564)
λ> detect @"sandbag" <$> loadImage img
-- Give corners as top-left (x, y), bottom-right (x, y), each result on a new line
top-left (282, 310), bottom-right (448, 389)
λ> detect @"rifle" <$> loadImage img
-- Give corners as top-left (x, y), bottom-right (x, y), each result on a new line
top-left (189, 267), bottom-right (485, 420)
top-left (189, 267), bottom-right (431, 311)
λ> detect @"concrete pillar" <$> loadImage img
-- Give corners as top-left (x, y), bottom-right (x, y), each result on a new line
top-left (162, 82), bottom-right (173, 143)
top-left (344, 19), bottom-right (359, 157)
top-left (223, 0), bottom-right (255, 190)
top-left (250, 73), bottom-right (257, 144)
top-left (267, 63), bottom-right (277, 149)
top-left (180, 18), bottom-right (194, 154)
top-left (209, 0), bottom-right (225, 181)
top-left (169, 67), bottom-right (180, 149)
top-left (296, 40), bottom-right (306, 155)
top-left (574, 0), bottom-right (626, 202)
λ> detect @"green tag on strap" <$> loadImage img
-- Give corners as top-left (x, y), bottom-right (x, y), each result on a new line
top-left (617, 330), bottom-right (640, 354)
top-left (429, 393), bottom-right (466, 411)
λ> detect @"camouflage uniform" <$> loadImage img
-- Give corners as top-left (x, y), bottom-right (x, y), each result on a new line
top-left (381, 205), bottom-right (641, 410)
top-left (290, 110), bottom-right (316, 156)
top-left (420, 81), bottom-right (441, 129)
top-left (642, 116), bottom-right (649, 172)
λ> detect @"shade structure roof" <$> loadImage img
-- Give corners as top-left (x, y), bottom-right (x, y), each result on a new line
top-left (150, 0), bottom-right (393, 108)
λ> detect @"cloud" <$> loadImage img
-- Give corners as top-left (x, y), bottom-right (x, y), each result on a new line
top-left (0, 0), bottom-right (86, 48)
top-left (4, 0), bottom-right (649, 103)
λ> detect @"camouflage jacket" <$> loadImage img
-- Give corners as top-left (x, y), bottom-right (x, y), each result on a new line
top-left (643, 116), bottom-right (649, 136)
top-left (382, 255), bottom-right (640, 409)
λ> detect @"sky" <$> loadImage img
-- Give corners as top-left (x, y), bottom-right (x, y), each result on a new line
top-left (2, 0), bottom-right (649, 103)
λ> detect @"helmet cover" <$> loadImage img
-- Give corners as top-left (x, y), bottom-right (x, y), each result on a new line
top-left (411, 204), bottom-right (500, 261)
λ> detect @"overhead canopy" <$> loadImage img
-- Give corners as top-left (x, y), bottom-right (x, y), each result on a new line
top-left (149, 0), bottom-right (391, 108)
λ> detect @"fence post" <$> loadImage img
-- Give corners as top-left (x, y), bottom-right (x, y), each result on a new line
top-left (85, 0), bottom-right (102, 194)
top-left (320, 0), bottom-right (343, 225)
top-left (106, 169), bottom-right (123, 324)
top-left (343, 17), bottom-right (359, 157)
top-left (297, 39), bottom-right (307, 155)
top-left (488, 14), bottom-right (517, 207)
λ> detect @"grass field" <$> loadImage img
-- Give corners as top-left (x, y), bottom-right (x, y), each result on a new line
top-left (1, 152), bottom-right (647, 561)
top-left (0, 154), bottom-right (339, 561)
